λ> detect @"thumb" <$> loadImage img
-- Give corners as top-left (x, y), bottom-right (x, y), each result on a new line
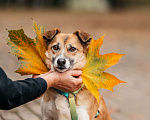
top-left (71, 70), bottom-right (82, 76)
top-left (75, 76), bottom-right (83, 84)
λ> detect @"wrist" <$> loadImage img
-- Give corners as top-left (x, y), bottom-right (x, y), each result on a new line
top-left (41, 73), bottom-right (55, 89)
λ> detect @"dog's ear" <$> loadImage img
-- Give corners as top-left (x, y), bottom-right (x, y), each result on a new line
top-left (73, 30), bottom-right (92, 48)
top-left (43, 28), bottom-right (61, 44)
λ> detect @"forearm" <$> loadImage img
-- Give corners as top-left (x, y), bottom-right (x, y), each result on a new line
top-left (0, 68), bottom-right (47, 110)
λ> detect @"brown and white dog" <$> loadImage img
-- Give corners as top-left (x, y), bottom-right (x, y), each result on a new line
top-left (41, 28), bottom-right (112, 120)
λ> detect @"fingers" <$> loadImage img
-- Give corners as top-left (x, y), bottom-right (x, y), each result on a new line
top-left (74, 76), bottom-right (83, 85)
top-left (70, 70), bottom-right (82, 76)
top-left (70, 76), bottom-right (83, 92)
top-left (70, 85), bottom-right (82, 92)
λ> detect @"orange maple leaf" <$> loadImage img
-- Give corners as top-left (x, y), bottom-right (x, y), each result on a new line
top-left (81, 35), bottom-right (126, 103)
top-left (6, 21), bottom-right (48, 75)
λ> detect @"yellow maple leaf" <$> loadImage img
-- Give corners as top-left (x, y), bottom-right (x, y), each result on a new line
top-left (81, 35), bottom-right (126, 103)
top-left (7, 21), bottom-right (49, 75)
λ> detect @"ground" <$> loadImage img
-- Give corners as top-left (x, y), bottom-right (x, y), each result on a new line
top-left (0, 8), bottom-right (150, 120)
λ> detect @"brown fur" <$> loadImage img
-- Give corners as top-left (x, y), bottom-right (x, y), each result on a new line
top-left (41, 29), bottom-right (112, 120)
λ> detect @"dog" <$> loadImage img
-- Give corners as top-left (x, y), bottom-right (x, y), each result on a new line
top-left (41, 28), bottom-right (112, 120)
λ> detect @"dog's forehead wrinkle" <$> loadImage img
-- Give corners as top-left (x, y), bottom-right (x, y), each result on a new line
top-left (69, 44), bottom-right (72, 47)
top-left (59, 33), bottom-right (73, 43)
top-left (57, 42), bottom-right (60, 46)
top-left (64, 35), bottom-right (69, 42)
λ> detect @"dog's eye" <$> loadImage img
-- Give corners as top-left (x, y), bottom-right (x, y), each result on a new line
top-left (52, 45), bottom-right (59, 50)
top-left (69, 47), bottom-right (76, 52)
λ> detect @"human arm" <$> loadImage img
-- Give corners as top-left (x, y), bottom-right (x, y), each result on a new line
top-left (0, 67), bottom-right (82, 110)
top-left (0, 67), bottom-right (47, 110)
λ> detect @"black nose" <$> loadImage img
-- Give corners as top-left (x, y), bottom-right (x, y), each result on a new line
top-left (57, 58), bottom-right (66, 66)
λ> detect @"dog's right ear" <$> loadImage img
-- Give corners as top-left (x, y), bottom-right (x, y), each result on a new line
top-left (43, 28), bottom-right (61, 44)
top-left (73, 30), bottom-right (92, 48)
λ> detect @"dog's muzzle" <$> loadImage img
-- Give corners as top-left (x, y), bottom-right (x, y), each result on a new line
top-left (54, 55), bottom-right (71, 72)
top-left (57, 58), bottom-right (67, 71)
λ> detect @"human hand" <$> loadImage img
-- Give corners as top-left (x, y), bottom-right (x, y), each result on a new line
top-left (50, 70), bottom-right (83, 92)
top-left (32, 70), bottom-right (83, 92)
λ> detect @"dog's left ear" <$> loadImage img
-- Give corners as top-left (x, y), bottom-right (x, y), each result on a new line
top-left (73, 30), bottom-right (92, 48)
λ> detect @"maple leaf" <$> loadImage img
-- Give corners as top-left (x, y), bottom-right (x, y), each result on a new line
top-left (7, 21), bottom-right (49, 75)
top-left (81, 35), bottom-right (126, 103)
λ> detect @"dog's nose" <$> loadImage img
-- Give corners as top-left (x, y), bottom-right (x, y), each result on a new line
top-left (57, 58), bottom-right (66, 66)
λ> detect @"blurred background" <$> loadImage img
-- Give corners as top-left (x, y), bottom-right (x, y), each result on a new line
top-left (0, 0), bottom-right (150, 120)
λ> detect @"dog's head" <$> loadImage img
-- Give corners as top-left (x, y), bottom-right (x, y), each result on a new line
top-left (43, 28), bottom-right (92, 72)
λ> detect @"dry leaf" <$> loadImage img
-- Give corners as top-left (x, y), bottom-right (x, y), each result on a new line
top-left (7, 21), bottom-right (48, 75)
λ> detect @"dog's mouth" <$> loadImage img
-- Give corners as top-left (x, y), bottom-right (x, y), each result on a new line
top-left (57, 66), bottom-right (66, 70)
top-left (55, 66), bottom-right (69, 72)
